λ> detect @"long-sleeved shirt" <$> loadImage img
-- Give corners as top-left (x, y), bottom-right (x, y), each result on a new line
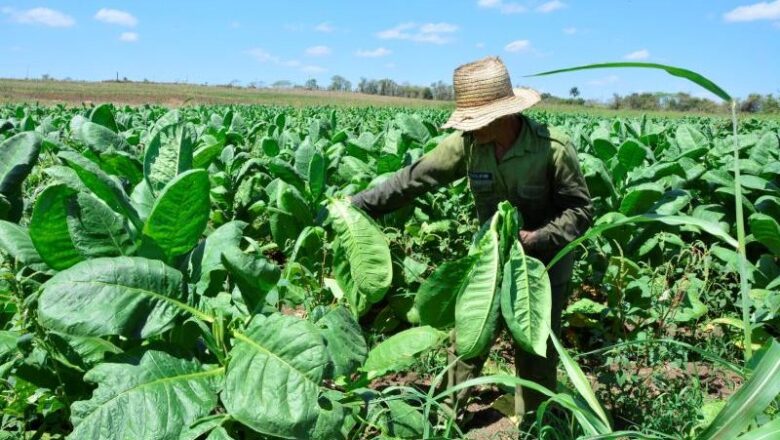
top-left (351, 114), bottom-right (593, 285)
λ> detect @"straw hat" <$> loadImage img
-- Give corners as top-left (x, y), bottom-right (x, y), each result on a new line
top-left (442, 56), bottom-right (541, 131)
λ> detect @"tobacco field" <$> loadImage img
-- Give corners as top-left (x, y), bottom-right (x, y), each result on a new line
top-left (0, 102), bottom-right (778, 439)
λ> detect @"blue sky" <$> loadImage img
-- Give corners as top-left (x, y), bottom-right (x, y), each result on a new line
top-left (1, 1), bottom-right (779, 100)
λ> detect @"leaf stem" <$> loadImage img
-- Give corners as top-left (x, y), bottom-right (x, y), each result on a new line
top-left (731, 100), bottom-right (752, 361)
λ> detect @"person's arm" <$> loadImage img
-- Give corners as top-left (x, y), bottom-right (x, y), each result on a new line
top-left (351, 132), bottom-right (467, 217)
top-left (522, 141), bottom-right (593, 255)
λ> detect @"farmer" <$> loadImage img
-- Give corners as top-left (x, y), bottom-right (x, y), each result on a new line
top-left (351, 56), bottom-right (593, 418)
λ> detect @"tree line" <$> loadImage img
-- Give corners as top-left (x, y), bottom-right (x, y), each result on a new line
top-left (540, 87), bottom-right (780, 114)
top-left (270, 75), bottom-right (454, 101)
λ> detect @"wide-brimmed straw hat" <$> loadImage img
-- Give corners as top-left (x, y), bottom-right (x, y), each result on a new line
top-left (442, 56), bottom-right (541, 131)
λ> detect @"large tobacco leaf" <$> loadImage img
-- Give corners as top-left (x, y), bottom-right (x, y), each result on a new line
top-left (142, 169), bottom-right (210, 260)
top-left (500, 241), bottom-right (552, 357)
top-left (38, 257), bottom-right (208, 338)
top-left (328, 199), bottom-right (392, 313)
top-left (69, 350), bottom-right (221, 440)
top-left (222, 314), bottom-right (331, 439)
top-left (455, 212), bottom-right (502, 359)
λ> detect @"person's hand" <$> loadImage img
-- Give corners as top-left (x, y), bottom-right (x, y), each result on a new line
top-left (519, 229), bottom-right (537, 249)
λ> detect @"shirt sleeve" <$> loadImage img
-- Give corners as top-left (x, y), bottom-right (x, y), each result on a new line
top-left (351, 131), bottom-right (467, 218)
top-left (526, 141), bottom-right (593, 255)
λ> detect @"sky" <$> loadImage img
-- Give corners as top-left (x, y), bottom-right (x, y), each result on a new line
top-left (1, 0), bottom-right (779, 100)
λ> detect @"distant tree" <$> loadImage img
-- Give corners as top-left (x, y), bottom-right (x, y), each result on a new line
top-left (569, 87), bottom-right (580, 99)
top-left (740, 94), bottom-right (763, 113)
top-left (271, 80), bottom-right (293, 89)
top-left (304, 78), bottom-right (319, 90)
top-left (329, 75), bottom-right (351, 92)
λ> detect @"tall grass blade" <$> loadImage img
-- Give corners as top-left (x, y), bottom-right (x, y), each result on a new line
top-left (734, 417), bottom-right (780, 440)
top-left (550, 331), bottom-right (612, 430)
top-left (527, 62), bottom-right (731, 101)
top-left (528, 61), bottom-right (752, 360)
top-left (696, 341), bottom-right (780, 440)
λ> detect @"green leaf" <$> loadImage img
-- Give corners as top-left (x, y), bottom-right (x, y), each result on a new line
top-left (385, 399), bottom-right (426, 438)
top-left (308, 151), bottom-right (326, 200)
top-left (697, 341), bottom-right (780, 440)
top-left (734, 417), bottom-right (780, 440)
top-left (88, 103), bottom-right (118, 132)
top-left (58, 151), bottom-right (142, 230)
top-left (313, 305), bottom-right (368, 378)
top-left (750, 213), bottom-right (780, 256)
top-left (38, 257), bottom-right (210, 338)
top-left (500, 241), bottom-right (551, 357)
top-left (0, 131), bottom-right (41, 198)
top-left (455, 212), bottom-right (502, 359)
top-left (221, 247), bottom-right (280, 312)
top-left (328, 199), bottom-right (392, 310)
top-left (528, 62), bottom-right (731, 102)
top-left (143, 169), bottom-right (210, 259)
top-left (223, 314), bottom-right (329, 439)
top-left (98, 151), bottom-right (143, 186)
top-left (144, 124), bottom-right (194, 194)
top-left (66, 192), bottom-right (132, 258)
top-left (550, 331), bottom-right (611, 430)
top-left (77, 121), bottom-right (129, 153)
top-left (69, 350), bottom-right (221, 440)
top-left (0, 220), bottom-right (49, 272)
top-left (362, 326), bottom-right (446, 378)
top-left (414, 255), bottom-right (478, 329)
top-left (30, 184), bottom-right (83, 270)
top-left (191, 221), bottom-right (247, 295)
top-left (295, 139), bottom-right (316, 178)
top-left (261, 137), bottom-right (280, 157)
top-left (619, 184), bottom-right (664, 215)
top-left (676, 124), bottom-right (708, 151)
top-left (617, 139), bottom-right (649, 172)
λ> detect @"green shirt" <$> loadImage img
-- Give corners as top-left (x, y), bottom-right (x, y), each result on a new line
top-left (351, 114), bottom-right (593, 284)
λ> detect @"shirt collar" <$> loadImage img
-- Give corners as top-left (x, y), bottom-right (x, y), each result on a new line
top-left (500, 114), bottom-right (536, 162)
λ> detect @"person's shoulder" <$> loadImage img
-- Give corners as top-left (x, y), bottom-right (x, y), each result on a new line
top-left (528, 117), bottom-right (570, 148)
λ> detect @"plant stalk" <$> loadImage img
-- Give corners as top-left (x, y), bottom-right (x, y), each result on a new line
top-left (731, 100), bottom-right (752, 361)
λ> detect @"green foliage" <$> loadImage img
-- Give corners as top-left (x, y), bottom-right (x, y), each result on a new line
top-left (0, 101), bottom-right (777, 439)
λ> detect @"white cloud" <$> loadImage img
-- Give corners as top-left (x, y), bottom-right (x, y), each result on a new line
top-left (536, 0), bottom-right (566, 13)
top-left (229, 21), bottom-right (241, 29)
top-left (119, 32), bottom-right (139, 42)
top-left (314, 22), bottom-right (335, 32)
top-left (724, 0), bottom-right (780, 22)
top-left (2, 7), bottom-right (75, 27)
top-left (301, 65), bottom-right (326, 73)
top-left (355, 47), bottom-right (392, 57)
top-left (588, 75), bottom-right (619, 86)
top-left (477, 0), bottom-right (526, 14)
top-left (377, 22), bottom-right (458, 44)
top-left (563, 27), bottom-right (577, 34)
top-left (305, 45), bottom-right (331, 56)
top-left (505, 39), bottom-right (531, 52)
top-left (247, 48), bottom-right (278, 63)
top-left (624, 49), bottom-right (650, 60)
top-left (94, 8), bottom-right (137, 27)
top-left (385, 62), bottom-right (396, 69)
top-left (475, 42), bottom-right (486, 48)
top-left (247, 48), bottom-right (325, 74)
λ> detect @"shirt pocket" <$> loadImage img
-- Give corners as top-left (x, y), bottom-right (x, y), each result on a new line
top-left (514, 184), bottom-right (548, 226)
top-left (516, 184), bottom-right (546, 201)
top-left (468, 172), bottom-right (494, 194)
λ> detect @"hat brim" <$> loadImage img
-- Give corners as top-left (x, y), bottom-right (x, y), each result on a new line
top-left (442, 88), bottom-right (541, 131)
